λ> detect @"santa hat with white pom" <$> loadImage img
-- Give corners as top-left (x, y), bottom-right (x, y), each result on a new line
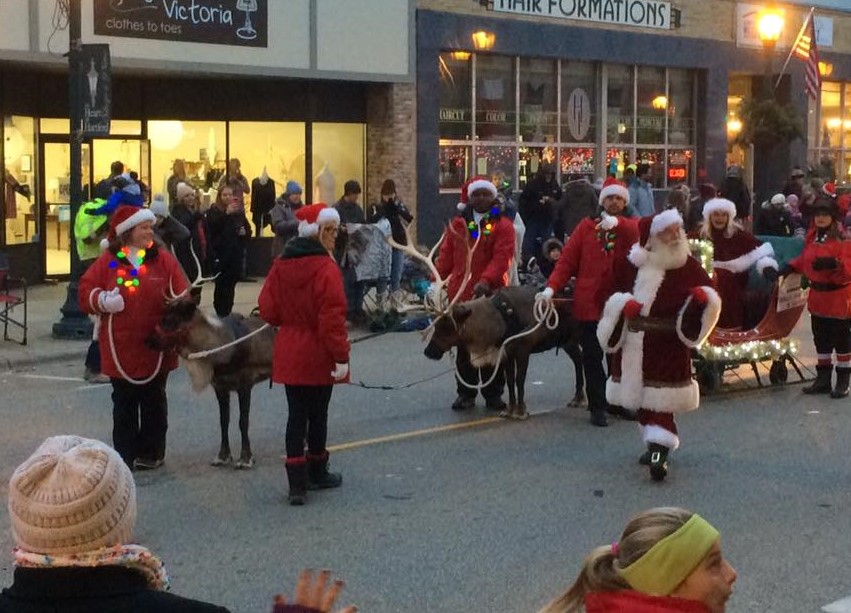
top-left (100, 204), bottom-right (156, 250)
top-left (296, 202), bottom-right (340, 237)
top-left (457, 179), bottom-right (498, 212)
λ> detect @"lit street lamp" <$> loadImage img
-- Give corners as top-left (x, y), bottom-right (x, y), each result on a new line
top-left (757, 7), bottom-right (784, 98)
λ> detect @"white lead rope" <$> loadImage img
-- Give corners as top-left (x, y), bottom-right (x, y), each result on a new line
top-left (107, 313), bottom-right (164, 385)
top-left (185, 323), bottom-right (272, 360)
top-left (453, 295), bottom-right (560, 391)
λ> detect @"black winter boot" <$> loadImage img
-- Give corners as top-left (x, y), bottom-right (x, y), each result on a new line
top-left (307, 452), bottom-right (342, 490)
top-left (638, 448), bottom-right (651, 466)
top-left (648, 443), bottom-right (669, 482)
top-left (285, 460), bottom-right (308, 506)
top-left (803, 365), bottom-right (833, 395)
top-left (831, 367), bottom-right (851, 398)
top-left (589, 407), bottom-right (608, 427)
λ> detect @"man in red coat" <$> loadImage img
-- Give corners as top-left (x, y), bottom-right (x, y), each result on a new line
top-left (436, 179), bottom-right (515, 411)
top-left (259, 203), bottom-right (350, 505)
top-left (698, 197), bottom-right (778, 329)
top-left (537, 183), bottom-right (639, 427)
top-left (598, 210), bottom-right (721, 482)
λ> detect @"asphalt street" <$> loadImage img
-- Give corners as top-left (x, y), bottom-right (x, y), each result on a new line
top-left (1, 331), bottom-right (850, 612)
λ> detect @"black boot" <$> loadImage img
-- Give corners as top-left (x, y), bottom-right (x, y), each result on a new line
top-left (451, 395), bottom-right (476, 411)
top-left (803, 365), bottom-right (833, 395)
top-left (307, 452), bottom-right (342, 490)
top-left (638, 448), bottom-right (651, 466)
top-left (285, 460), bottom-right (308, 506)
top-left (648, 443), bottom-right (669, 482)
top-left (589, 407), bottom-right (608, 427)
top-left (831, 367), bottom-right (851, 398)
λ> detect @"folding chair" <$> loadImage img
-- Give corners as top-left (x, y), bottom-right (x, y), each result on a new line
top-left (0, 252), bottom-right (27, 345)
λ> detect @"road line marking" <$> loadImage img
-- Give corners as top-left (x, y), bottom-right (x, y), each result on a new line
top-left (823, 596), bottom-right (851, 612)
top-left (328, 408), bottom-right (556, 453)
top-left (10, 374), bottom-right (83, 382)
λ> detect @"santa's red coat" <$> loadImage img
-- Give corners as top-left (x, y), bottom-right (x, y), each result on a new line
top-left (585, 590), bottom-right (710, 613)
top-left (598, 255), bottom-right (720, 414)
top-left (258, 246), bottom-right (350, 386)
top-left (547, 216), bottom-right (639, 321)
top-left (435, 213), bottom-right (515, 301)
top-left (79, 246), bottom-right (189, 380)
top-left (708, 228), bottom-right (776, 328)
top-left (788, 229), bottom-right (851, 319)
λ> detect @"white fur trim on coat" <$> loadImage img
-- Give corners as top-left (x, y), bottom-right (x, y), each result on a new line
top-left (599, 184), bottom-right (630, 205)
top-left (608, 377), bottom-right (700, 414)
top-left (466, 180), bottom-right (498, 199)
top-left (702, 198), bottom-right (737, 226)
top-left (675, 286), bottom-right (722, 348)
top-left (712, 242), bottom-right (775, 274)
top-left (114, 208), bottom-right (156, 236)
top-left (756, 256), bottom-right (779, 275)
top-left (641, 423), bottom-right (681, 450)
top-left (597, 292), bottom-right (633, 353)
top-left (649, 208), bottom-right (683, 237)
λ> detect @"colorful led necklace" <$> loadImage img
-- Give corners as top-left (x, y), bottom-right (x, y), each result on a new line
top-left (466, 206), bottom-right (502, 239)
top-left (107, 244), bottom-right (152, 294)
top-left (596, 221), bottom-right (617, 253)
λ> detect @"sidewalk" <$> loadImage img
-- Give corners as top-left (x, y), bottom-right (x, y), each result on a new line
top-left (0, 278), bottom-right (378, 372)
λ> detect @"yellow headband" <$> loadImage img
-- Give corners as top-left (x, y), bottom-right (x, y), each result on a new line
top-left (618, 514), bottom-right (719, 596)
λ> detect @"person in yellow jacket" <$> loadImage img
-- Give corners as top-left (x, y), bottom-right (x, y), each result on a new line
top-left (74, 199), bottom-right (110, 383)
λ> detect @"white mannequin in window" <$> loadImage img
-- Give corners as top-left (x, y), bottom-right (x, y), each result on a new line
top-left (315, 162), bottom-right (335, 204)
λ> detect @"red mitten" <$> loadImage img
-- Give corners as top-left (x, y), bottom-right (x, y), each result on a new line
top-left (623, 299), bottom-right (643, 320)
top-left (690, 287), bottom-right (708, 306)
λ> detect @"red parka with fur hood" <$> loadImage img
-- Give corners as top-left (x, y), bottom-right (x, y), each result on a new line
top-left (259, 237), bottom-right (350, 385)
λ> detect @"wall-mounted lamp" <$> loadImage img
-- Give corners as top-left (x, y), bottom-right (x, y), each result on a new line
top-left (450, 50), bottom-right (472, 61)
top-left (651, 95), bottom-right (668, 110)
top-left (727, 119), bottom-right (743, 134)
top-left (819, 61), bottom-right (833, 78)
top-left (471, 30), bottom-right (495, 51)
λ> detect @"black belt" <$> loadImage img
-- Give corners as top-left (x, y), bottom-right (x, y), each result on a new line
top-left (627, 316), bottom-right (676, 334)
top-left (809, 282), bottom-right (850, 292)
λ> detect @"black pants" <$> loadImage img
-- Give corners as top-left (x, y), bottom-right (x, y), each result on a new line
top-left (111, 372), bottom-right (169, 468)
top-left (455, 345), bottom-right (505, 401)
top-left (213, 263), bottom-right (240, 317)
top-left (85, 340), bottom-right (101, 372)
top-left (811, 315), bottom-right (851, 357)
top-left (284, 384), bottom-right (333, 459)
top-left (580, 321), bottom-right (609, 411)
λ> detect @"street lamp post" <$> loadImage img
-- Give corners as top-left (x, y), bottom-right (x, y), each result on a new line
top-left (757, 8), bottom-right (784, 99)
top-left (52, 0), bottom-right (92, 340)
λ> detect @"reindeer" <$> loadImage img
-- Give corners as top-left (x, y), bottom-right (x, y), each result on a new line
top-left (390, 224), bottom-right (585, 420)
top-left (146, 249), bottom-right (275, 469)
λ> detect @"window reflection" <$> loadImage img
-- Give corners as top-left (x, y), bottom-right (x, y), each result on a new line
top-left (476, 55), bottom-right (516, 141)
top-left (439, 52), bottom-right (472, 141)
top-left (312, 123), bottom-right (365, 204)
top-left (519, 58), bottom-right (557, 143)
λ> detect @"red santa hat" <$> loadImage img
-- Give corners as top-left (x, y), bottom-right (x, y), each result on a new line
top-left (457, 177), bottom-right (498, 212)
top-left (598, 183), bottom-right (630, 206)
top-left (100, 204), bottom-right (156, 250)
top-left (701, 197), bottom-right (737, 230)
top-left (628, 208), bottom-right (684, 268)
top-left (296, 202), bottom-right (340, 237)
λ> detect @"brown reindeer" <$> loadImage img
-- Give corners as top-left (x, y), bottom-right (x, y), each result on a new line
top-left (146, 298), bottom-right (275, 469)
top-left (388, 224), bottom-right (585, 420)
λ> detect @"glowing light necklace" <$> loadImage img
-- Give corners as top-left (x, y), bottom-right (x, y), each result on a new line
top-left (107, 244), bottom-right (152, 294)
top-left (466, 206), bottom-right (501, 239)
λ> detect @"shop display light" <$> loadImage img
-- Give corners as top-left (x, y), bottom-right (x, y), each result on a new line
top-left (148, 120), bottom-right (184, 151)
top-left (818, 61), bottom-right (833, 78)
top-left (471, 30), bottom-right (495, 51)
top-left (651, 95), bottom-right (668, 110)
top-left (450, 51), bottom-right (472, 61)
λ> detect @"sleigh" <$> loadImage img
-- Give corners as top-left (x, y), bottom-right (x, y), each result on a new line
top-left (691, 236), bottom-right (812, 394)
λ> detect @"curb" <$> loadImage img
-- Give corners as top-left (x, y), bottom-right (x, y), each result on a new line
top-left (2, 348), bottom-right (87, 372)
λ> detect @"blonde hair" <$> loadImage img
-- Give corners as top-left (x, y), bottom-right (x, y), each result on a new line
top-left (538, 507), bottom-right (694, 613)
top-left (698, 216), bottom-right (743, 240)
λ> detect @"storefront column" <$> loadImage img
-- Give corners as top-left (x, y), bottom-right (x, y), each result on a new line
top-left (367, 83), bottom-right (417, 234)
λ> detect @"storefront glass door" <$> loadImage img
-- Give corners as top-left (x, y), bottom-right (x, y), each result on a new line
top-left (41, 141), bottom-right (90, 277)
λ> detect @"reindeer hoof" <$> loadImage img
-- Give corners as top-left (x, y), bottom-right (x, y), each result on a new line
top-left (567, 395), bottom-right (588, 408)
top-left (235, 456), bottom-right (255, 470)
top-left (210, 455), bottom-right (233, 467)
top-left (499, 409), bottom-right (512, 419)
top-left (514, 410), bottom-right (530, 421)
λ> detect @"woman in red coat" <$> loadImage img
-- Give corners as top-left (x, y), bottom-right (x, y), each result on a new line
top-left (783, 195), bottom-right (851, 398)
top-left (539, 507), bottom-right (737, 613)
top-left (258, 203), bottom-right (350, 505)
top-left (79, 205), bottom-right (189, 470)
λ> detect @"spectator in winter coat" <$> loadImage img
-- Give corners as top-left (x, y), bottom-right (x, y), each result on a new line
top-left (627, 164), bottom-right (656, 217)
top-left (538, 183), bottom-right (639, 427)
top-left (685, 183), bottom-right (717, 234)
top-left (259, 203), bottom-right (350, 506)
top-left (538, 237), bottom-right (563, 279)
top-left (538, 507), bottom-right (736, 613)
top-left (755, 193), bottom-right (793, 237)
top-left (782, 167), bottom-right (806, 200)
top-left (93, 160), bottom-right (124, 201)
top-left (554, 177), bottom-right (598, 241)
top-left (206, 186), bottom-right (251, 317)
top-left (166, 159), bottom-right (187, 207)
top-left (367, 179), bottom-right (413, 302)
top-left (217, 158), bottom-right (250, 207)
top-left (149, 194), bottom-right (190, 251)
top-left (0, 435), bottom-right (230, 613)
top-left (519, 164), bottom-right (561, 262)
top-left (170, 182), bottom-right (209, 304)
top-left (270, 180), bottom-right (304, 257)
top-left (719, 165), bottom-right (752, 227)
top-left (334, 180), bottom-right (367, 324)
top-left (79, 205), bottom-right (190, 470)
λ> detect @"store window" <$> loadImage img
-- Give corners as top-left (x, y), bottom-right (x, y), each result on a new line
top-left (560, 147), bottom-right (596, 181)
top-left (439, 52), bottom-right (473, 141)
top-left (636, 148), bottom-right (666, 188)
top-left (561, 61), bottom-right (596, 144)
top-left (476, 54), bottom-right (516, 142)
top-left (606, 64), bottom-right (634, 145)
top-left (809, 81), bottom-right (851, 182)
top-left (519, 58), bottom-right (557, 143)
top-left (3, 116), bottom-right (36, 247)
top-left (819, 82), bottom-right (842, 150)
top-left (229, 122), bottom-right (305, 234)
top-left (148, 120), bottom-right (226, 210)
top-left (312, 123), bottom-right (365, 204)
top-left (474, 145), bottom-right (516, 187)
top-left (40, 118), bottom-right (142, 136)
top-left (439, 145), bottom-right (471, 191)
top-left (519, 146), bottom-right (556, 188)
top-left (667, 69), bottom-right (695, 146)
top-left (636, 66), bottom-right (666, 145)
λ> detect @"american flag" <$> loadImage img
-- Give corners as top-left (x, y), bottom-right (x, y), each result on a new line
top-left (793, 14), bottom-right (821, 100)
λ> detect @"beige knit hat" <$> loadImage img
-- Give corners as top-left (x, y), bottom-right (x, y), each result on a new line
top-left (8, 435), bottom-right (137, 555)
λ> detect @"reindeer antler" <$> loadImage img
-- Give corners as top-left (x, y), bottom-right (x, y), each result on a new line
top-left (166, 239), bottom-right (220, 301)
top-left (387, 221), bottom-right (447, 313)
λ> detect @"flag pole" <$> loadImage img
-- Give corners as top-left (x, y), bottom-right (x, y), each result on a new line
top-left (774, 6), bottom-right (815, 91)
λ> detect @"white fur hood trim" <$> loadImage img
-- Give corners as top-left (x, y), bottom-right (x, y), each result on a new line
top-left (712, 241), bottom-right (775, 274)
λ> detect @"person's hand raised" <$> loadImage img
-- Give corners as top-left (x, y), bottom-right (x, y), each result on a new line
top-left (272, 569), bottom-right (357, 613)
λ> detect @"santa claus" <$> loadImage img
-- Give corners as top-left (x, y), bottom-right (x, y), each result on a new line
top-left (597, 209), bottom-right (721, 482)
top-left (699, 197), bottom-right (779, 329)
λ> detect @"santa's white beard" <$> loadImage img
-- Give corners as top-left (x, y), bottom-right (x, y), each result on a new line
top-left (647, 230), bottom-right (690, 270)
